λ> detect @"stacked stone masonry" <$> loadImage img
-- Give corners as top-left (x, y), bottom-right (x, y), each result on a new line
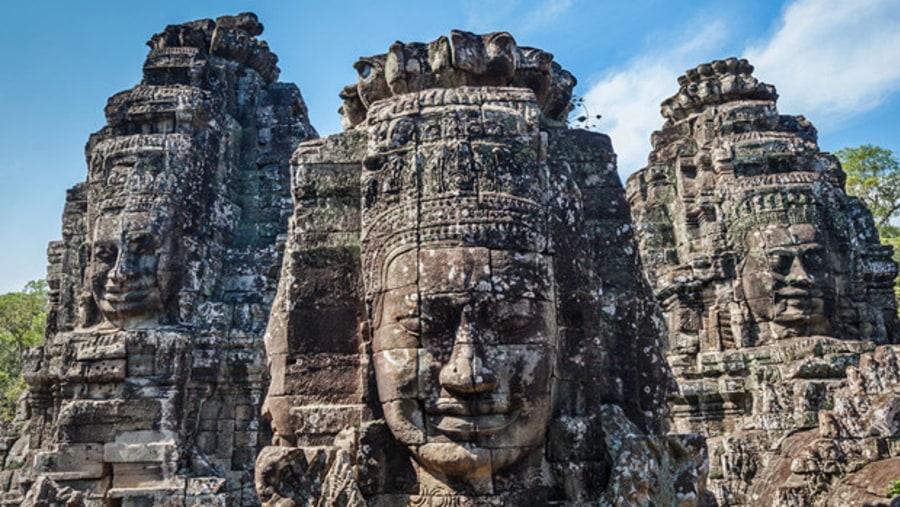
top-left (256, 31), bottom-right (705, 506)
top-left (0, 13), bottom-right (316, 506)
top-left (627, 58), bottom-right (900, 506)
top-left (3, 12), bottom-right (900, 507)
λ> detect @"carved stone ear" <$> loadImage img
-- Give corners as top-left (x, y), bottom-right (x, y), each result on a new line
top-left (732, 272), bottom-right (745, 302)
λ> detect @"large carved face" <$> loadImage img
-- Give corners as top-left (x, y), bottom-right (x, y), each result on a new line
top-left (739, 222), bottom-right (834, 337)
top-left (373, 245), bottom-right (557, 482)
top-left (88, 209), bottom-right (170, 328)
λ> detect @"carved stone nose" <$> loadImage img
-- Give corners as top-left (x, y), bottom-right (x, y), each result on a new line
top-left (786, 256), bottom-right (812, 286)
top-left (439, 310), bottom-right (498, 394)
top-left (108, 250), bottom-right (137, 284)
top-left (109, 255), bottom-right (128, 283)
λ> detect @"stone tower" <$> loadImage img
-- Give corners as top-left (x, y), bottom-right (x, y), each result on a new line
top-left (2, 14), bottom-right (316, 506)
top-left (255, 31), bottom-right (706, 506)
top-left (627, 58), bottom-right (900, 505)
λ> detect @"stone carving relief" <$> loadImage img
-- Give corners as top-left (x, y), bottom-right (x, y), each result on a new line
top-left (726, 189), bottom-right (849, 343)
top-left (0, 14), bottom-right (316, 506)
top-left (88, 207), bottom-right (168, 328)
top-left (627, 59), bottom-right (900, 505)
top-left (14, 14), bottom-right (900, 506)
top-left (338, 30), bottom-right (575, 129)
top-left (257, 32), bottom-right (706, 506)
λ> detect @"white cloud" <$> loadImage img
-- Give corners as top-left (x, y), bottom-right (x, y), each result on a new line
top-left (581, 0), bottom-right (900, 178)
top-left (580, 21), bottom-right (728, 176)
top-left (745, 0), bottom-right (900, 126)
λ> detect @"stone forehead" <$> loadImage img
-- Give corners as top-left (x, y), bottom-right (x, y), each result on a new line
top-left (744, 222), bottom-right (821, 250)
top-left (91, 208), bottom-right (167, 234)
top-left (383, 246), bottom-right (551, 296)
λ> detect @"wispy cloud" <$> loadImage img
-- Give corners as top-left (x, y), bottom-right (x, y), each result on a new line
top-left (581, 0), bottom-right (900, 177)
top-left (462, 0), bottom-right (573, 36)
top-left (745, 0), bottom-right (900, 125)
top-left (462, 0), bottom-right (517, 32)
top-left (580, 20), bottom-right (728, 176)
top-left (516, 0), bottom-right (573, 35)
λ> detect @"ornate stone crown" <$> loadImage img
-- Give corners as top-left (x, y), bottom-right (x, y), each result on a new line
top-left (359, 87), bottom-right (551, 296)
top-left (340, 30), bottom-right (576, 128)
top-left (723, 184), bottom-right (847, 253)
top-left (88, 135), bottom-right (194, 214)
top-left (661, 57), bottom-right (777, 122)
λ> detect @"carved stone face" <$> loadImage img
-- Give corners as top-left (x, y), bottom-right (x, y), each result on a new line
top-left (88, 209), bottom-right (169, 328)
top-left (739, 223), bottom-right (834, 337)
top-left (373, 246), bottom-right (556, 482)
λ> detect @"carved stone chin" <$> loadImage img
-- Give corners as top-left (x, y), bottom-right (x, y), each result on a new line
top-left (373, 246), bottom-right (556, 481)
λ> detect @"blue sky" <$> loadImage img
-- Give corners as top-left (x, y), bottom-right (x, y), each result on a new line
top-left (1, 0), bottom-right (898, 293)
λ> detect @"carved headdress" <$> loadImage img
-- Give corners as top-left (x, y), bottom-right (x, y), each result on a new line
top-left (360, 87), bottom-right (551, 296)
top-left (723, 180), bottom-right (849, 256)
top-left (340, 30), bottom-right (576, 129)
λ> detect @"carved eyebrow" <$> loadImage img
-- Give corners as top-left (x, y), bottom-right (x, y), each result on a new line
top-left (493, 298), bottom-right (537, 312)
top-left (493, 286), bottom-right (547, 300)
top-left (125, 232), bottom-right (155, 242)
top-left (767, 244), bottom-right (824, 255)
top-left (766, 249), bottom-right (798, 256)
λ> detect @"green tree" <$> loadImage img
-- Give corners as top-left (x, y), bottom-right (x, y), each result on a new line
top-left (0, 280), bottom-right (48, 421)
top-left (836, 145), bottom-right (900, 229)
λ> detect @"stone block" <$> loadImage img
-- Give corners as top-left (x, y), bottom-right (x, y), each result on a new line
top-left (283, 353), bottom-right (362, 399)
top-left (34, 444), bottom-right (105, 480)
top-left (104, 431), bottom-right (175, 463)
top-left (57, 399), bottom-right (162, 443)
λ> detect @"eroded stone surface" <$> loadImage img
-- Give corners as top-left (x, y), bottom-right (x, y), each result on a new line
top-left (338, 30), bottom-right (576, 129)
top-left (258, 32), bottom-right (705, 506)
top-left (0, 13), bottom-right (316, 506)
top-left (627, 58), bottom-right (900, 505)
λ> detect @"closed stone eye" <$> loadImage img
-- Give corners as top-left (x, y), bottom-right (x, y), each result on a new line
top-left (495, 314), bottom-right (535, 334)
top-left (397, 316), bottom-right (420, 336)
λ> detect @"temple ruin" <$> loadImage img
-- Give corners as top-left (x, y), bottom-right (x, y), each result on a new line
top-left (627, 58), bottom-right (900, 505)
top-left (255, 31), bottom-right (704, 506)
top-left (2, 12), bottom-right (900, 507)
top-left (0, 13), bottom-right (316, 506)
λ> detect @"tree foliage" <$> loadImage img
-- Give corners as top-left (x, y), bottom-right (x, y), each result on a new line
top-left (0, 280), bottom-right (48, 421)
top-left (836, 145), bottom-right (900, 229)
top-left (888, 479), bottom-right (900, 498)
